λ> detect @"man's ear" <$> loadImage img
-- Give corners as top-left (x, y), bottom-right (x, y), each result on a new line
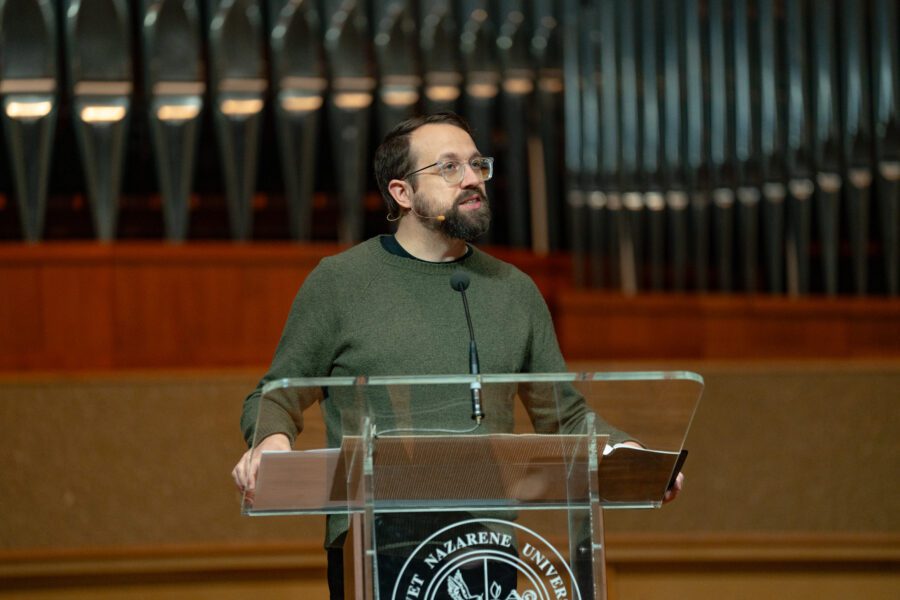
top-left (388, 178), bottom-right (412, 210)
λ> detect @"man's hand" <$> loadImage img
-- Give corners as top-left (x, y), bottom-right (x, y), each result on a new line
top-left (231, 433), bottom-right (291, 502)
top-left (663, 471), bottom-right (684, 504)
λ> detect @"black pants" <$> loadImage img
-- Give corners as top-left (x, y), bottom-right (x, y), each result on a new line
top-left (327, 547), bottom-right (346, 600)
top-left (327, 547), bottom-right (424, 600)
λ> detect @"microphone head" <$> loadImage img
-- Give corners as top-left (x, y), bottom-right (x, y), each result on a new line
top-left (450, 271), bottom-right (470, 292)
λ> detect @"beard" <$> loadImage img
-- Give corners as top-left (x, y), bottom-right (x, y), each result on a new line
top-left (411, 189), bottom-right (492, 242)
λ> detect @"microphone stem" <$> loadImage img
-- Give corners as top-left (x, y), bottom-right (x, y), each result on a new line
top-left (460, 290), bottom-right (481, 375)
top-left (460, 289), bottom-right (484, 423)
top-left (460, 290), bottom-right (477, 346)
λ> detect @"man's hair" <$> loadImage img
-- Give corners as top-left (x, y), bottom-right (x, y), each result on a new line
top-left (374, 112), bottom-right (474, 220)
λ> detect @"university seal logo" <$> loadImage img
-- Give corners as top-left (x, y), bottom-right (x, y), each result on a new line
top-left (390, 518), bottom-right (582, 600)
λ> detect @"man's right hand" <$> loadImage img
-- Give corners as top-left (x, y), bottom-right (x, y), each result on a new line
top-left (231, 433), bottom-right (291, 502)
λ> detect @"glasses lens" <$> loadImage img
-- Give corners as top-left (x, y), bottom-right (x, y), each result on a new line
top-left (474, 158), bottom-right (493, 181)
top-left (439, 162), bottom-right (463, 183)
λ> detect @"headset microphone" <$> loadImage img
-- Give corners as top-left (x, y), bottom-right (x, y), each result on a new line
top-left (409, 206), bottom-right (445, 222)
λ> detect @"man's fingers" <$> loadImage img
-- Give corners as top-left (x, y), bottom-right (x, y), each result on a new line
top-left (231, 449), bottom-right (259, 492)
top-left (231, 458), bottom-right (245, 489)
top-left (663, 472), bottom-right (684, 504)
top-left (246, 450), bottom-right (259, 491)
top-left (233, 435), bottom-right (291, 498)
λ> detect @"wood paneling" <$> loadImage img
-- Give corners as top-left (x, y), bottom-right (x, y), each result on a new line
top-left (556, 291), bottom-right (900, 360)
top-left (1, 242), bottom-right (899, 371)
top-left (0, 364), bottom-right (897, 597)
top-left (0, 243), bottom-right (341, 370)
top-left (2, 366), bottom-right (896, 552)
top-left (1, 535), bottom-right (897, 600)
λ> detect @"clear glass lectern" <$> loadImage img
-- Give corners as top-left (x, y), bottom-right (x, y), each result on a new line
top-left (242, 372), bottom-right (703, 600)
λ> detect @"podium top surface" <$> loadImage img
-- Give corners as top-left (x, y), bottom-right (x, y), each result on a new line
top-left (260, 370), bottom-right (704, 391)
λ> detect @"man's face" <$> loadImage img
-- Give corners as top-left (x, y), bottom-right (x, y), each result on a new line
top-left (407, 124), bottom-right (491, 241)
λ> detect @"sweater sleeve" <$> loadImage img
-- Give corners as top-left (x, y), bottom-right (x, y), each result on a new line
top-left (239, 262), bottom-right (341, 446)
top-left (518, 278), bottom-right (634, 445)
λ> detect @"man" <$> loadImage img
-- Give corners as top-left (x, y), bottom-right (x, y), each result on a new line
top-left (232, 112), bottom-right (682, 598)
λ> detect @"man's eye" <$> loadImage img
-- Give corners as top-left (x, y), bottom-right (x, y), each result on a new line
top-left (442, 162), bottom-right (460, 173)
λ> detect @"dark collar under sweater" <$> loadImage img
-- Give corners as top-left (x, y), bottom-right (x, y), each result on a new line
top-left (379, 234), bottom-right (473, 263)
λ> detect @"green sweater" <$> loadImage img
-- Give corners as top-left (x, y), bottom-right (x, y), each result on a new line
top-left (240, 237), bottom-right (629, 545)
top-left (241, 236), bottom-right (629, 443)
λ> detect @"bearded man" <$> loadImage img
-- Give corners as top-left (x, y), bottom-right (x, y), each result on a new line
top-left (231, 113), bottom-right (672, 599)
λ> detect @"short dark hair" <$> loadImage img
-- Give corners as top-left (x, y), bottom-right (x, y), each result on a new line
top-left (374, 112), bottom-right (474, 219)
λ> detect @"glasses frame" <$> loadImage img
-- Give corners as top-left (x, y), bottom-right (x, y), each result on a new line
top-left (402, 156), bottom-right (495, 185)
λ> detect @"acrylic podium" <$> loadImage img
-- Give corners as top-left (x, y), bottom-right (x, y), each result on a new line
top-left (242, 372), bottom-right (703, 600)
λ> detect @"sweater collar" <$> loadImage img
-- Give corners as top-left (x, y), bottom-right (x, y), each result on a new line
top-left (379, 234), bottom-right (473, 264)
top-left (373, 236), bottom-right (482, 274)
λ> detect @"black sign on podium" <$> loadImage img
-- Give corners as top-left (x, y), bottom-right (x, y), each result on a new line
top-left (243, 371), bottom-right (703, 600)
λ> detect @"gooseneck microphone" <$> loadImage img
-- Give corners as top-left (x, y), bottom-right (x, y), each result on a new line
top-left (450, 271), bottom-right (484, 423)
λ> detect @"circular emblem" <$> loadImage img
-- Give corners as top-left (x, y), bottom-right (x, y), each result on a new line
top-left (390, 518), bottom-right (582, 600)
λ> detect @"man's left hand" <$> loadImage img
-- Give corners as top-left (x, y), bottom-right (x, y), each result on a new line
top-left (663, 471), bottom-right (684, 504)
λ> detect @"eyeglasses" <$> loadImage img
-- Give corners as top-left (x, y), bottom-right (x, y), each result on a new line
top-left (403, 157), bottom-right (495, 184)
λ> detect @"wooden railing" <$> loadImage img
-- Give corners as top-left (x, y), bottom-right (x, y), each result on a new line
top-left (2, 242), bottom-right (898, 371)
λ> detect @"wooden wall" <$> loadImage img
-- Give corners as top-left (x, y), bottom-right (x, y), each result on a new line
top-left (0, 243), bottom-right (338, 370)
top-left (2, 243), bottom-right (898, 370)
top-left (1, 365), bottom-right (898, 599)
top-left (1, 536), bottom-right (896, 600)
top-left (557, 291), bottom-right (900, 360)
top-left (1, 242), bottom-right (899, 598)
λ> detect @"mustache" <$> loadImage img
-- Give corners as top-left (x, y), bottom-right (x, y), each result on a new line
top-left (454, 190), bottom-right (488, 206)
